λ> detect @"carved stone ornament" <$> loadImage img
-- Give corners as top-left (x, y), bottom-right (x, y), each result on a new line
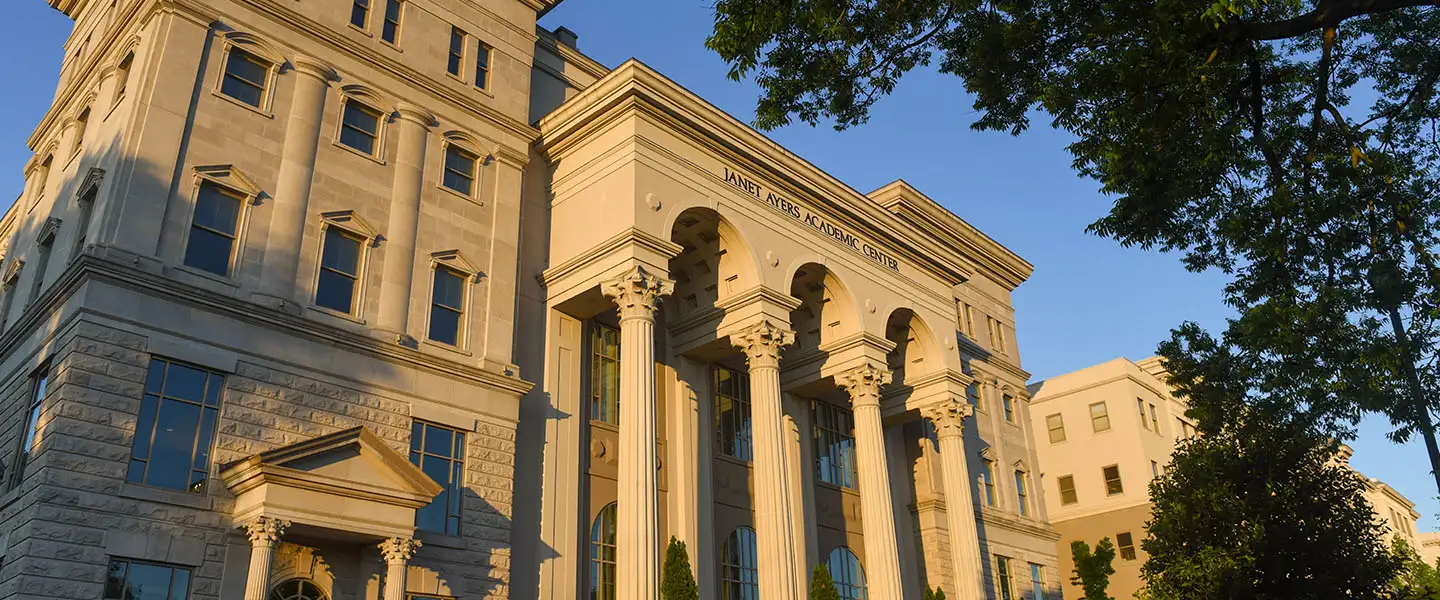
top-left (241, 516), bottom-right (290, 545)
top-left (379, 537), bottom-right (422, 563)
top-left (600, 265), bottom-right (675, 321)
top-left (835, 362), bottom-right (892, 408)
top-left (731, 319), bottom-right (795, 368)
top-left (921, 397), bottom-right (973, 439)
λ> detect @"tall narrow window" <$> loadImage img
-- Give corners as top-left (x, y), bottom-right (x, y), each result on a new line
top-left (72, 108), bottom-right (90, 155)
top-left (1014, 470), bottom-right (1029, 517)
top-left (72, 187), bottom-right (96, 260)
top-left (350, 0), bottom-right (369, 28)
top-left (1116, 532), bottom-right (1137, 560)
top-left (315, 227), bottom-right (363, 314)
top-left (114, 52), bottom-right (134, 103)
top-left (184, 181), bottom-right (244, 276)
top-left (1057, 474), bottom-right (1077, 505)
top-left (104, 558), bottom-right (191, 600)
top-left (1151, 460), bottom-right (1160, 479)
top-left (590, 503), bottom-right (617, 600)
top-left (981, 458), bottom-right (997, 506)
top-left (339, 101), bottom-right (383, 156)
top-left (958, 301), bottom-right (975, 338)
top-left (720, 527), bottom-right (759, 600)
top-left (27, 234), bottom-right (54, 306)
top-left (447, 28), bottom-right (465, 76)
top-left (1046, 413), bottom-right (1066, 443)
top-left (33, 156), bottom-right (52, 208)
top-left (409, 421), bottom-right (465, 535)
top-left (7, 366), bottom-right (49, 491)
top-left (995, 555), bottom-right (1015, 600)
top-left (1149, 402), bottom-right (1160, 432)
top-left (826, 547), bottom-right (867, 600)
top-left (1029, 563), bottom-right (1046, 600)
top-left (714, 365), bottom-right (752, 461)
top-left (474, 42), bottom-right (492, 90)
top-left (968, 382), bottom-right (983, 411)
top-left (590, 323), bottom-right (620, 425)
top-left (1103, 465), bottom-right (1124, 496)
top-left (381, 0), bottom-right (402, 44)
top-left (128, 358), bottom-right (224, 493)
top-left (427, 266), bottom-right (466, 346)
top-left (1002, 394), bottom-right (1015, 423)
top-left (1137, 398), bottom-right (1148, 430)
top-left (813, 401), bottom-right (858, 489)
top-left (1089, 401), bottom-right (1110, 432)
top-left (219, 48), bottom-right (270, 108)
top-left (442, 145), bottom-right (478, 197)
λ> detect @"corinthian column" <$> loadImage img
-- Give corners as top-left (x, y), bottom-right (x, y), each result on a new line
top-left (375, 103), bottom-right (434, 341)
top-left (732, 320), bottom-right (803, 600)
top-left (240, 517), bottom-right (289, 600)
top-left (600, 265), bottom-right (674, 600)
top-left (379, 537), bottom-right (422, 600)
top-left (922, 397), bottom-right (984, 599)
top-left (257, 55), bottom-right (335, 308)
top-left (836, 362), bottom-right (904, 599)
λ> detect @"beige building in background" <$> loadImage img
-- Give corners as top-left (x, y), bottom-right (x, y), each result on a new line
top-left (0, 0), bottom-right (1060, 599)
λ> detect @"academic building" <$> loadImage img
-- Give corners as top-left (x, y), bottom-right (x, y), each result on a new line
top-left (0, 0), bottom-right (1059, 599)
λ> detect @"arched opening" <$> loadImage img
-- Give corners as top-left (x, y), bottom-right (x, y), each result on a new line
top-left (267, 579), bottom-right (327, 600)
top-left (589, 502), bottom-right (618, 599)
top-left (826, 546), bottom-right (868, 600)
top-left (787, 263), bottom-right (858, 355)
top-left (884, 308), bottom-right (941, 389)
top-left (668, 207), bottom-right (758, 320)
top-left (719, 526), bottom-right (759, 599)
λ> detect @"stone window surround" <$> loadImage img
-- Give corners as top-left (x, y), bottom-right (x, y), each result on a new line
top-left (422, 249), bottom-right (480, 353)
top-left (308, 210), bottom-right (380, 322)
top-left (175, 165), bottom-right (263, 284)
top-left (436, 131), bottom-right (491, 203)
top-left (333, 84), bottom-right (395, 163)
top-left (212, 30), bottom-right (286, 117)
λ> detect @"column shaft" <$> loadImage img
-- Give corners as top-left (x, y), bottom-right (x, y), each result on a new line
top-left (240, 517), bottom-right (288, 600)
top-left (839, 364), bottom-right (904, 599)
top-left (924, 398), bottom-right (984, 599)
top-left (376, 103), bottom-right (433, 337)
top-left (379, 537), bottom-right (421, 600)
top-left (734, 321), bottom-right (803, 600)
top-left (257, 56), bottom-right (333, 304)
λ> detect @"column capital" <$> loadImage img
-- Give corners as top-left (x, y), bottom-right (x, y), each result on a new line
top-left (291, 55), bottom-right (338, 82)
top-left (240, 517), bottom-right (290, 546)
top-left (836, 362), bottom-right (892, 409)
top-left (601, 265), bottom-right (675, 322)
top-left (921, 396), bottom-right (973, 439)
top-left (379, 537), bottom-right (422, 563)
top-left (732, 319), bottom-right (794, 369)
top-left (395, 102), bottom-right (437, 128)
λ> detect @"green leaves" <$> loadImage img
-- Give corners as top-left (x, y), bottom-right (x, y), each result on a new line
top-left (661, 537), bottom-right (698, 600)
top-left (1070, 539), bottom-right (1117, 600)
top-left (809, 564), bottom-right (840, 600)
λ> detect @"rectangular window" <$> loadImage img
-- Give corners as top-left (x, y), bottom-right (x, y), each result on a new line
top-left (981, 459), bottom-right (997, 506)
top-left (813, 401), bottom-right (857, 489)
top-left (339, 101), bottom-right (382, 156)
top-left (1116, 531), bottom-right (1137, 560)
top-left (590, 323), bottom-right (620, 425)
top-left (409, 421), bottom-right (465, 535)
top-left (1002, 394), bottom-right (1015, 423)
top-left (104, 558), bottom-right (191, 600)
top-left (995, 555), bottom-right (1015, 600)
top-left (381, 0), bottom-right (402, 44)
top-left (958, 301), bottom-right (975, 338)
top-left (114, 52), bottom-right (133, 102)
top-left (72, 109), bottom-right (89, 155)
top-left (183, 181), bottom-right (244, 276)
top-left (27, 236), bottom-right (53, 306)
top-left (1046, 413), bottom-right (1065, 444)
top-left (714, 365), bottom-right (752, 461)
top-left (32, 156), bottom-right (52, 208)
top-left (1057, 475), bottom-right (1077, 505)
top-left (1089, 401), bottom-right (1110, 432)
top-left (968, 382), bottom-right (983, 412)
top-left (315, 227), bottom-right (363, 314)
top-left (1149, 403), bottom-right (1160, 433)
top-left (73, 187), bottom-right (96, 260)
top-left (442, 145), bottom-right (478, 196)
top-left (1103, 464), bottom-right (1124, 496)
top-left (474, 41), bottom-right (492, 90)
top-left (351, 0), bottom-right (369, 27)
top-left (7, 367), bottom-right (48, 491)
top-left (1151, 460), bottom-right (1160, 479)
top-left (447, 28), bottom-right (465, 76)
top-left (1014, 470), bottom-right (1029, 517)
top-left (128, 358), bottom-right (224, 493)
top-left (1137, 398), bottom-right (1148, 430)
top-left (427, 266), bottom-right (466, 346)
top-left (1030, 563), bottom-right (1045, 600)
top-left (219, 48), bottom-right (269, 108)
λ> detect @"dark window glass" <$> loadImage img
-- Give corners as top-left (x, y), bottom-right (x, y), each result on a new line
top-left (184, 182), bottom-right (244, 276)
top-left (1014, 470), bottom-right (1029, 517)
top-left (115, 53), bottom-right (134, 100)
top-left (1002, 394), bottom-right (1015, 422)
top-left (409, 421), bottom-right (465, 535)
top-left (1103, 465), bottom-right (1124, 496)
top-left (982, 459), bottom-right (996, 505)
top-left (339, 102), bottom-right (382, 156)
top-left (447, 28), bottom-right (464, 76)
top-left (1046, 413), bottom-right (1065, 444)
top-left (720, 527), bottom-right (758, 600)
top-left (590, 502), bottom-right (617, 600)
top-left (104, 558), bottom-right (191, 600)
top-left (315, 228), bottom-right (363, 314)
top-left (590, 323), bottom-right (620, 425)
top-left (220, 48), bottom-right (269, 108)
top-left (813, 401), bottom-right (857, 489)
top-left (826, 547), bottom-right (867, 600)
top-left (381, 0), bottom-right (402, 43)
top-left (442, 145), bottom-right (477, 196)
top-left (1030, 563), bottom-right (1046, 600)
top-left (350, 0), bottom-right (369, 28)
top-left (1116, 532), bottom-right (1137, 560)
top-left (427, 266), bottom-right (466, 345)
top-left (7, 368), bottom-right (48, 491)
top-left (996, 555), bottom-right (1014, 600)
top-left (1058, 475), bottom-right (1078, 505)
top-left (474, 42), bottom-right (491, 90)
top-left (128, 359), bottom-right (224, 493)
top-left (714, 366), bottom-right (752, 461)
top-left (266, 579), bottom-right (326, 600)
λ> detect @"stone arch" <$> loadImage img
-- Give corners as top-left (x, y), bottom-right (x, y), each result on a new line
top-left (787, 262), bottom-right (861, 353)
top-left (217, 30), bottom-right (288, 67)
top-left (337, 83), bottom-right (396, 116)
top-left (667, 206), bottom-right (760, 319)
top-left (883, 307), bottom-right (944, 388)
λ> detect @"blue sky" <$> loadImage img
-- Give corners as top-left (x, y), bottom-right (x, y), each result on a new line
top-left (3, 1), bottom-right (1431, 529)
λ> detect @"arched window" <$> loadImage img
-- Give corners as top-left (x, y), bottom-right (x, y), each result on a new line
top-left (826, 547), bottom-right (867, 600)
top-left (590, 502), bottom-right (617, 600)
top-left (720, 526), bottom-right (758, 599)
top-left (267, 579), bottom-right (327, 600)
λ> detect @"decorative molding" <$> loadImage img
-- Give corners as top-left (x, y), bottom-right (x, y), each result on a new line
top-left (835, 361), bottom-right (892, 408)
top-left (920, 397), bottom-right (972, 439)
top-left (76, 167), bottom-right (105, 202)
top-left (539, 227), bottom-right (684, 290)
top-left (194, 164), bottom-right (263, 200)
top-left (319, 210), bottom-right (381, 243)
top-left (430, 249), bottom-right (482, 282)
top-left (37, 218), bottom-right (63, 245)
top-left (600, 265), bottom-right (674, 321)
top-left (731, 319), bottom-right (794, 369)
top-left (4, 259), bottom-right (23, 286)
top-left (215, 29), bottom-right (289, 66)
top-left (379, 537), bottom-right (422, 563)
top-left (240, 516), bottom-right (290, 546)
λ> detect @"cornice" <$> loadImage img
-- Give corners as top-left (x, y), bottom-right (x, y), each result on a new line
top-left (869, 179), bottom-right (1034, 291)
top-left (539, 227), bottom-right (685, 289)
top-left (30, 0), bottom-right (153, 149)
top-left (978, 508), bottom-right (1063, 541)
top-left (969, 359), bottom-right (1031, 389)
top-left (535, 27), bottom-right (609, 82)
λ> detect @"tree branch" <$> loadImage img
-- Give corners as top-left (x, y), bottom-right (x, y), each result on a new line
top-left (1241, 0), bottom-right (1440, 41)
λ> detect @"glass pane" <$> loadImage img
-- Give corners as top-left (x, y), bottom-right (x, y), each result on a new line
top-left (220, 76), bottom-right (264, 108)
top-left (321, 229), bottom-right (361, 274)
top-left (428, 306), bottom-right (460, 345)
top-left (126, 562), bottom-right (175, 600)
top-left (133, 394), bottom-right (159, 460)
top-left (145, 399), bottom-right (202, 490)
top-left (127, 459), bottom-right (147, 483)
top-left (342, 103), bottom-right (380, 133)
top-left (193, 407), bottom-right (218, 471)
top-left (145, 360), bottom-right (166, 394)
top-left (445, 147), bottom-right (476, 177)
top-left (416, 493), bottom-right (445, 533)
top-left (382, 20), bottom-right (398, 42)
top-left (226, 51), bottom-right (268, 86)
top-left (104, 560), bottom-right (128, 599)
top-left (184, 227), bottom-right (235, 275)
top-left (315, 270), bottom-right (356, 314)
top-left (350, 2), bottom-right (367, 26)
top-left (411, 421), bottom-right (424, 451)
top-left (166, 364), bottom-right (208, 402)
top-left (423, 426), bottom-right (453, 458)
top-left (193, 185), bottom-right (242, 234)
top-left (169, 566), bottom-right (190, 600)
top-left (203, 374), bottom-right (223, 407)
top-left (338, 126), bottom-right (376, 155)
top-left (432, 268), bottom-right (464, 309)
top-left (442, 169), bottom-right (473, 196)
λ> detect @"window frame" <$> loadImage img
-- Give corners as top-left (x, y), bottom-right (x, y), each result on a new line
top-left (713, 364), bottom-right (753, 462)
top-left (179, 167), bottom-right (260, 281)
top-left (6, 362), bottom-right (51, 491)
top-left (1115, 531), bottom-right (1137, 560)
top-left (1029, 563), bottom-right (1046, 600)
top-left (1045, 413), bottom-right (1066, 444)
top-left (813, 400), bottom-right (859, 489)
top-left (424, 250), bottom-right (477, 349)
top-left (446, 27), bottom-right (466, 79)
top-left (981, 456), bottom-right (997, 506)
top-left (719, 526), bottom-right (759, 600)
top-left (104, 558), bottom-right (193, 600)
top-left (473, 40), bottom-right (492, 91)
top-left (1148, 402), bottom-right (1160, 433)
top-left (439, 141), bottom-right (481, 199)
top-left (1057, 474), bottom-right (1077, 506)
top-left (590, 502), bottom-right (618, 600)
top-left (350, 0), bottom-right (371, 32)
top-left (1014, 468), bottom-right (1030, 517)
top-left (408, 420), bottom-right (467, 536)
top-left (310, 211), bottom-right (378, 319)
top-left (335, 95), bottom-right (388, 160)
top-left (380, 0), bottom-right (403, 46)
top-left (826, 546), bottom-right (868, 600)
top-left (1136, 398), bottom-right (1148, 430)
top-left (995, 555), bottom-right (1015, 600)
top-left (70, 107), bottom-right (91, 158)
top-left (1002, 392), bottom-right (1015, 423)
top-left (1089, 401), bottom-right (1111, 432)
top-left (213, 35), bottom-right (282, 115)
top-left (127, 357), bottom-right (226, 494)
top-left (1102, 464), bottom-right (1124, 496)
top-left (112, 51), bottom-right (134, 107)
top-left (589, 321), bottom-right (621, 426)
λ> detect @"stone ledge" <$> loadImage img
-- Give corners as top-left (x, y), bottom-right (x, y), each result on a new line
top-left (119, 482), bottom-right (215, 511)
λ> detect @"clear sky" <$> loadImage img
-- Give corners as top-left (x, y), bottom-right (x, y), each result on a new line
top-left (2, 0), bottom-right (1430, 529)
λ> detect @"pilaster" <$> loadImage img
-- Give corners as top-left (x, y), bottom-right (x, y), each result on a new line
top-left (835, 361), bottom-right (905, 600)
top-left (375, 102), bottom-right (435, 342)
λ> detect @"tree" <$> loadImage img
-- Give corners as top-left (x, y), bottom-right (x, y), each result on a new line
top-left (661, 537), bottom-right (698, 600)
top-left (1140, 377), bottom-right (1401, 599)
top-left (707, 0), bottom-right (1440, 492)
top-left (809, 564), bottom-right (840, 600)
top-left (922, 585), bottom-right (947, 600)
top-left (1392, 538), bottom-right (1440, 599)
top-left (1069, 538), bottom-right (1116, 600)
